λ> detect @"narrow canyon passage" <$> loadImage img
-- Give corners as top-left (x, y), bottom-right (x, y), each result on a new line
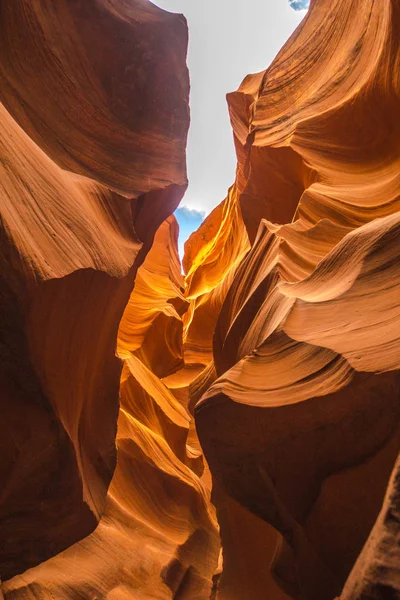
top-left (0, 1), bottom-right (399, 600)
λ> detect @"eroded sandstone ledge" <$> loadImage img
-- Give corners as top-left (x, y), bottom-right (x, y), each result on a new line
top-left (1, 0), bottom-right (399, 599)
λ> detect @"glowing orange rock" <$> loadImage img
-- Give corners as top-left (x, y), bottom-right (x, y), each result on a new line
top-left (183, 185), bottom-right (250, 373)
top-left (2, 212), bottom-right (220, 599)
top-left (0, 0), bottom-right (189, 580)
top-left (118, 215), bottom-right (188, 377)
top-left (192, 0), bottom-right (400, 598)
top-left (4, 353), bottom-right (219, 600)
top-left (1, 0), bottom-right (400, 598)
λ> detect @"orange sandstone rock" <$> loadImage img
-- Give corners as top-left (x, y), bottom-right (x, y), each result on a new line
top-left (192, 0), bottom-right (400, 598)
top-left (0, 0), bottom-right (189, 581)
top-left (1, 0), bottom-right (400, 598)
top-left (340, 454), bottom-right (400, 599)
top-left (183, 186), bottom-right (250, 369)
top-left (2, 213), bottom-right (220, 599)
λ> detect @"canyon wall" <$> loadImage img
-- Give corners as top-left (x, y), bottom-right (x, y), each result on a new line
top-left (0, 1), bottom-right (220, 596)
top-left (0, 0), bottom-right (399, 599)
top-left (192, 0), bottom-right (400, 598)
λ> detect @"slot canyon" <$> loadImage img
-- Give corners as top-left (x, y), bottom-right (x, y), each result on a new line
top-left (0, 0), bottom-right (399, 599)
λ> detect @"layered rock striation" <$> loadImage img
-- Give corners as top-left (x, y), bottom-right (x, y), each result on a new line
top-left (191, 0), bottom-right (400, 598)
top-left (1, 0), bottom-right (399, 599)
top-left (3, 216), bottom-right (220, 599)
top-left (0, 0), bottom-right (193, 585)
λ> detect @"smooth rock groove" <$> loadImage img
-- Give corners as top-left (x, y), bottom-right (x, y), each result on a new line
top-left (1, 0), bottom-right (399, 599)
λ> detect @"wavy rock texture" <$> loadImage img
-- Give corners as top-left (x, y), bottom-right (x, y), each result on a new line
top-left (1, 0), bottom-right (400, 598)
top-left (183, 185), bottom-right (250, 369)
top-left (0, 0), bottom-right (189, 196)
top-left (3, 215), bottom-right (220, 599)
top-left (191, 0), bottom-right (400, 598)
top-left (118, 215), bottom-right (188, 377)
top-left (0, 0), bottom-right (190, 582)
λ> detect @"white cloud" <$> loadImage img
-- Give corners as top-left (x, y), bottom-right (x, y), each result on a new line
top-left (289, 0), bottom-right (310, 11)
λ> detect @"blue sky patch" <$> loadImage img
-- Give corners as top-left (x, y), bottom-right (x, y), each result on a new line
top-left (174, 207), bottom-right (205, 259)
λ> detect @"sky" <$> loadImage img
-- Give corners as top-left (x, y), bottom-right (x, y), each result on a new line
top-left (150, 0), bottom-right (309, 254)
top-left (174, 207), bottom-right (204, 258)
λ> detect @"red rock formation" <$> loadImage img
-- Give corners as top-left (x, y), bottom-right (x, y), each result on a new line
top-left (191, 0), bottom-right (400, 598)
top-left (118, 215), bottom-right (188, 377)
top-left (183, 185), bottom-right (249, 370)
top-left (2, 214), bottom-right (220, 599)
top-left (340, 454), bottom-right (400, 599)
top-left (1, 0), bottom-right (400, 598)
top-left (0, 0), bottom-right (189, 197)
top-left (0, 0), bottom-right (189, 581)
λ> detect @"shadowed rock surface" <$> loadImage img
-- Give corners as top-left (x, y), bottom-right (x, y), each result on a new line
top-left (191, 0), bottom-right (400, 597)
top-left (0, 0), bottom-right (191, 583)
top-left (340, 454), bottom-right (400, 599)
top-left (1, 0), bottom-right (400, 599)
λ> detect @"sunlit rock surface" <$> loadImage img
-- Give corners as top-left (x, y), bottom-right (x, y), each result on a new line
top-left (191, 0), bottom-right (400, 598)
top-left (183, 185), bottom-right (250, 369)
top-left (0, 0), bottom-right (193, 585)
top-left (1, 0), bottom-right (400, 599)
top-left (3, 219), bottom-right (219, 600)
